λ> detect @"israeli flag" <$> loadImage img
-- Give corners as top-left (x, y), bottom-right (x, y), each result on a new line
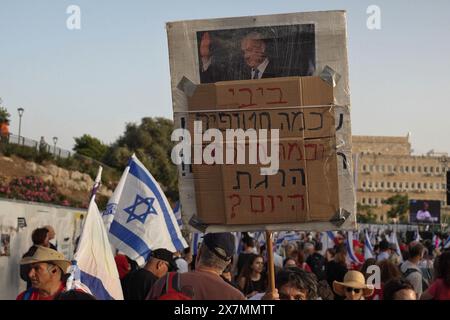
top-left (320, 231), bottom-right (336, 253)
top-left (346, 231), bottom-right (361, 264)
top-left (390, 231), bottom-right (404, 263)
top-left (103, 164), bottom-right (129, 231)
top-left (173, 201), bottom-right (183, 229)
top-left (444, 236), bottom-right (450, 249)
top-left (233, 232), bottom-right (242, 255)
top-left (191, 232), bottom-right (203, 256)
top-left (254, 231), bottom-right (266, 247)
top-left (276, 231), bottom-right (300, 246)
top-left (364, 230), bottom-right (374, 260)
top-left (414, 230), bottom-right (421, 243)
top-left (73, 167), bottom-right (124, 300)
top-left (107, 155), bottom-right (188, 266)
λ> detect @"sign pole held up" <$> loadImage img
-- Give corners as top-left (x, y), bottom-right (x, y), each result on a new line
top-left (265, 230), bottom-right (276, 293)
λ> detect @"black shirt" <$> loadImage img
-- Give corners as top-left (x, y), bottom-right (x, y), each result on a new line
top-left (121, 269), bottom-right (159, 300)
top-left (325, 261), bottom-right (348, 300)
top-left (237, 253), bottom-right (253, 277)
top-left (242, 276), bottom-right (267, 296)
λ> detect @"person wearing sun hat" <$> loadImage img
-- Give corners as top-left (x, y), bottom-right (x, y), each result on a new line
top-left (333, 270), bottom-right (375, 300)
top-left (16, 246), bottom-right (71, 300)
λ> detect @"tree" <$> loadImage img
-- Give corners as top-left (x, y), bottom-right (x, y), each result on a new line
top-left (104, 117), bottom-right (179, 200)
top-left (0, 106), bottom-right (10, 124)
top-left (383, 194), bottom-right (409, 223)
top-left (73, 134), bottom-right (108, 161)
top-left (357, 203), bottom-right (378, 223)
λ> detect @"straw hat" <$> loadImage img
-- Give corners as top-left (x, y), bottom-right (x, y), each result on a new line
top-left (20, 246), bottom-right (70, 274)
top-left (333, 270), bottom-right (374, 297)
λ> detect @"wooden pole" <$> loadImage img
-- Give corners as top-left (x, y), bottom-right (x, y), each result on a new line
top-left (265, 230), bottom-right (276, 293)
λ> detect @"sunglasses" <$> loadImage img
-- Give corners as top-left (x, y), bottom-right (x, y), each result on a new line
top-left (346, 287), bottom-right (361, 294)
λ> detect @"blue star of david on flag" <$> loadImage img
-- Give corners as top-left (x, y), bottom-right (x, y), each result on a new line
top-left (123, 195), bottom-right (157, 224)
top-left (103, 203), bottom-right (117, 217)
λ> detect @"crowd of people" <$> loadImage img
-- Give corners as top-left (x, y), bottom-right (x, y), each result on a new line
top-left (15, 226), bottom-right (450, 301)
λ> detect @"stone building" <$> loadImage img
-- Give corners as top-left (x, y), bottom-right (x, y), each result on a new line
top-left (352, 135), bottom-right (449, 223)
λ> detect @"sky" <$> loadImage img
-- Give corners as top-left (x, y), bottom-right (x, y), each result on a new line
top-left (1, 0), bottom-right (450, 155)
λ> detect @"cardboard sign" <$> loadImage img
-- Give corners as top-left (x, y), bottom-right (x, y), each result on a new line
top-left (187, 77), bottom-right (340, 225)
top-left (167, 11), bottom-right (356, 231)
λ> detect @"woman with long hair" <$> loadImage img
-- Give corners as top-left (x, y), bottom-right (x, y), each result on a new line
top-left (325, 244), bottom-right (348, 299)
top-left (296, 250), bottom-right (312, 272)
top-left (237, 253), bottom-right (267, 298)
top-left (420, 251), bottom-right (450, 300)
top-left (375, 259), bottom-right (402, 300)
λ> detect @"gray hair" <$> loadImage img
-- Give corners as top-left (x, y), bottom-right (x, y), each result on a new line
top-left (197, 244), bottom-right (230, 272)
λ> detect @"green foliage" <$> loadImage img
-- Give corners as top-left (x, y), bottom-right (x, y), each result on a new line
top-left (0, 143), bottom-right (36, 161)
top-left (357, 203), bottom-right (378, 223)
top-left (0, 107), bottom-right (10, 123)
top-left (104, 117), bottom-right (179, 200)
top-left (1, 116), bottom-right (180, 203)
top-left (73, 134), bottom-right (108, 162)
top-left (383, 194), bottom-right (409, 222)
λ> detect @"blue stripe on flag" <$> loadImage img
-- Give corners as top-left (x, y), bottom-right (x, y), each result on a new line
top-left (129, 160), bottom-right (184, 251)
top-left (327, 231), bottom-right (335, 241)
top-left (80, 270), bottom-right (114, 300)
top-left (192, 233), bottom-right (200, 256)
top-left (110, 220), bottom-right (152, 261)
top-left (444, 237), bottom-right (450, 249)
top-left (346, 236), bottom-right (360, 264)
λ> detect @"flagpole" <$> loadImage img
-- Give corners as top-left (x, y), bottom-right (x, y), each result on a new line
top-left (265, 230), bottom-right (276, 294)
top-left (90, 166), bottom-right (103, 201)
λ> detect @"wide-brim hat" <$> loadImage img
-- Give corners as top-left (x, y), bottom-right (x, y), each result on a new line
top-left (20, 246), bottom-right (70, 274)
top-left (333, 270), bottom-right (374, 297)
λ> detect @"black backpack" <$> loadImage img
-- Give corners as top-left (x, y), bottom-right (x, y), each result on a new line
top-left (402, 267), bottom-right (431, 292)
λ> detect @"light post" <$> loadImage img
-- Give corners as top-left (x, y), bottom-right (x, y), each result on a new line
top-left (53, 136), bottom-right (58, 155)
top-left (17, 107), bottom-right (24, 143)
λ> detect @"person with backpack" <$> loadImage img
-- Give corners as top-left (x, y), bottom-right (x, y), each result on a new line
top-left (146, 233), bottom-right (245, 300)
top-left (400, 242), bottom-right (425, 297)
top-left (121, 248), bottom-right (177, 300)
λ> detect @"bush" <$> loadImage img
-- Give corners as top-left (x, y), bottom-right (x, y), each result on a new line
top-left (0, 175), bottom-right (86, 208)
top-left (0, 143), bottom-right (37, 161)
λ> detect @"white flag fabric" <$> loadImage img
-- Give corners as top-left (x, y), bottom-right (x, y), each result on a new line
top-left (103, 165), bottom-right (130, 231)
top-left (346, 231), bottom-right (361, 264)
top-left (364, 230), bottom-right (374, 260)
top-left (73, 167), bottom-right (123, 300)
top-left (444, 236), bottom-right (450, 249)
top-left (107, 155), bottom-right (188, 266)
top-left (390, 231), bottom-right (404, 263)
top-left (191, 232), bottom-right (203, 256)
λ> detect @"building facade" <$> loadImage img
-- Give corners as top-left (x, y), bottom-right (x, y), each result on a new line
top-left (352, 135), bottom-right (449, 223)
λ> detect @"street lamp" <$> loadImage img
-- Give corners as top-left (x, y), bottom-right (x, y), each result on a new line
top-left (17, 107), bottom-right (24, 143)
top-left (53, 136), bottom-right (58, 155)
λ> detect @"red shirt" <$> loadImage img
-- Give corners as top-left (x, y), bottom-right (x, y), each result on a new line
top-left (427, 279), bottom-right (450, 300)
top-left (297, 262), bottom-right (312, 273)
top-left (114, 254), bottom-right (131, 279)
top-left (16, 283), bottom-right (65, 300)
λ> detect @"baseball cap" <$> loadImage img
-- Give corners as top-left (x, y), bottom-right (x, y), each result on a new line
top-left (203, 233), bottom-right (235, 261)
top-left (152, 249), bottom-right (177, 271)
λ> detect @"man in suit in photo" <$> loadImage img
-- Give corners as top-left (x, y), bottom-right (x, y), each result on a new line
top-left (239, 31), bottom-right (280, 80)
